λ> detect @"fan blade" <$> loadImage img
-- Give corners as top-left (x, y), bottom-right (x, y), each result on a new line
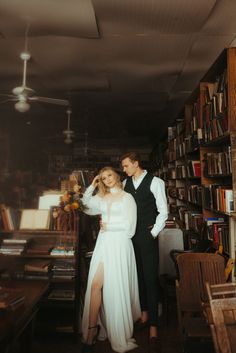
top-left (12, 86), bottom-right (35, 96)
top-left (0, 98), bottom-right (18, 104)
top-left (0, 93), bottom-right (15, 98)
top-left (29, 96), bottom-right (69, 106)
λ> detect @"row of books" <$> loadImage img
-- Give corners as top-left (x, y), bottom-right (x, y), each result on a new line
top-left (0, 238), bottom-right (75, 257)
top-left (186, 160), bottom-right (201, 178)
top-left (184, 211), bottom-right (204, 233)
top-left (177, 208), bottom-right (230, 252)
top-left (168, 184), bottom-right (233, 214)
top-left (168, 134), bottom-right (201, 162)
top-left (205, 217), bottom-right (229, 254)
top-left (168, 185), bottom-right (202, 206)
top-left (202, 109), bottom-right (228, 143)
top-left (188, 99), bottom-right (201, 134)
top-left (0, 205), bottom-right (20, 231)
top-left (0, 238), bottom-right (30, 255)
top-left (172, 161), bottom-right (200, 179)
top-left (202, 72), bottom-right (228, 143)
top-left (204, 148), bottom-right (232, 176)
top-left (203, 185), bottom-right (234, 214)
top-left (0, 259), bottom-right (76, 281)
top-left (167, 70), bottom-right (228, 156)
top-left (187, 185), bottom-right (202, 206)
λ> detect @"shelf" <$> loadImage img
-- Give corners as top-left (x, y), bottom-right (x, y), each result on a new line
top-left (203, 207), bottom-right (232, 217)
top-left (201, 133), bottom-right (230, 147)
top-left (203, 174), bottom-right (232, 178)
top-left (0, 254), bottom-right (75, 259)
top-left (157, 48), bottom-right (236, 258)
top-left (0, 223), bottom-right (80, 334)
top-left (186, 147), bottom-right (200, 155)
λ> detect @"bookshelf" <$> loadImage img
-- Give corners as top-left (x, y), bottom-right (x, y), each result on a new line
top-left (0, 222), bottom-right (81, 334)
top-left (156, 48), bottom-right (236, 265)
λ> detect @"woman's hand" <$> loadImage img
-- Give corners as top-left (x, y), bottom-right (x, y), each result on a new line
top-left (100, 221), bottom-right (107, 232)
top-left (91, 175), bottom-right (100, 188)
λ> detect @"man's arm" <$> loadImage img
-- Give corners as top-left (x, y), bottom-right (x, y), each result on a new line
top-left (150, 177), bottom-right (168, 238)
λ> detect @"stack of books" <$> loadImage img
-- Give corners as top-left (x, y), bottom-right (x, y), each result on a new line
top-left (47, 289), bottom-right (75, 301)
top-left (24, 259), bottom-right (51, 280)
top-left (50, 246), bottom-right (74, 256)
top-left (0, 238), bottom-right (29, 255)
top-left (51, 259), bottom-right (75, 280)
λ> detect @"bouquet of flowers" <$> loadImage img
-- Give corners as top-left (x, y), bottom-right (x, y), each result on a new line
top-left (59, 184), bottom-right (87, 213)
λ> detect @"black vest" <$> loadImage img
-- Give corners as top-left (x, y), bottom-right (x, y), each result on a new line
top-left (124, 172), bottom-right (157, 232)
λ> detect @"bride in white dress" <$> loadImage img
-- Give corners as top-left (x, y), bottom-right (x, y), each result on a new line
top-left (81, 167), bottom-right (141, 353)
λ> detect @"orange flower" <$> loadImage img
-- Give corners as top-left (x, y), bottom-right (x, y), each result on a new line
top-left (61, 192), bottom-right (70, 202)
top-left (71, 202), bottom-right (79, 210)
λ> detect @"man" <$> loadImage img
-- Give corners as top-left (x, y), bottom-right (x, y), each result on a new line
top-left (121, 152), bottom-right (168, 353)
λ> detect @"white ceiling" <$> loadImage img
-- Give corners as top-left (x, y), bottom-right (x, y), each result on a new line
top-left (0, 0), bottom-right (236, 152)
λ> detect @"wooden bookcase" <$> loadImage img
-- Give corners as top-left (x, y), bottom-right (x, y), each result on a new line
top-left (0, 222), bottom-right (81, 334)
top-left (156, 48), bottom-right (236, 265)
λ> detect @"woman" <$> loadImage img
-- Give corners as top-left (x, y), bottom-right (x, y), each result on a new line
top-left (81, 167), bottom-right (141, 353)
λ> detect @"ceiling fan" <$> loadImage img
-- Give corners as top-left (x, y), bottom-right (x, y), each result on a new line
top-left (0, 50), bottom-right (69, 112)
top-left (63, 108), bottom-right (74, 144)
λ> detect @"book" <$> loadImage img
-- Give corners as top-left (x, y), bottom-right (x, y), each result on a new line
top-left (48, 289), bottom-right (75, 301)
top-left (26, 244), bottom-right (53, 255)
top-left (50, 246), bottom-right (74, 256)
top-left (24, 260), bottom-right (50, 273)
top-left (38, 194), bottom-right (62, 210)
top-left (19, 209), bottom-right (50, 230)
top-left (2, 238), bottom-right (28, 244)
top-left (225, 189), bottom-right (234, 213)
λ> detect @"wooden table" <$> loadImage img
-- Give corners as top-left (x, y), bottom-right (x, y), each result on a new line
top-left (0, 280), bottom-right (49, 353)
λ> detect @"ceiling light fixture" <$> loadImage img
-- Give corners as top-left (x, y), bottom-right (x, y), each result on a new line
top-left (64, 136), bottom-right (73, 144)
top-left (63, 108), bottom-right (74, 144)
top-left (14, 100), bottom-right (30, 112)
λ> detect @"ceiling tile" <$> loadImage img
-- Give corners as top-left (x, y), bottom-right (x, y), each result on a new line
top-left (0, 0), bottom-right (99, 38)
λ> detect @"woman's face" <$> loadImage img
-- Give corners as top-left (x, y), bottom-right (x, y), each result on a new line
top-left (100, 170), bottom-right (118, 189)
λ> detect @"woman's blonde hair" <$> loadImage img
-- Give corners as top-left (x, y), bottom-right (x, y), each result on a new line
top-left (97, 167), bottom-right (122, 196)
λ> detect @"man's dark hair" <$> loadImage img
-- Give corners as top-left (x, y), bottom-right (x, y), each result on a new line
top-left (120, 152), bottom-right (142, 166)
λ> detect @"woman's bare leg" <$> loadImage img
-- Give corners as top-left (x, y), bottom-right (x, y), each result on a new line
top-left (86, 262), bottom-right (104, 344)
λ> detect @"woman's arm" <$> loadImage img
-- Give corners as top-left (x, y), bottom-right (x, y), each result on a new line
top-left (82, 185), bottom-right (101, 216)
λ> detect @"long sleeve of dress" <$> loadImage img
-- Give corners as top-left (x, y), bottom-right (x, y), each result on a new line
top-left (82, 185), bottom-right (101, 216)
top-left (105, 193), bottom-right (137, 238)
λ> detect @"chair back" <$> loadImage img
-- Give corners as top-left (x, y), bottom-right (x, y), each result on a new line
top-left (176, 252), bottom-right (226, 311)
top-left (206, 282), bottom-right (236, 353)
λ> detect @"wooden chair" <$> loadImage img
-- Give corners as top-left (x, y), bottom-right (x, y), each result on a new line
top-left (175, 253), bottom-right (226, 347)
top-left (205, 282), bottom-right (236, 353)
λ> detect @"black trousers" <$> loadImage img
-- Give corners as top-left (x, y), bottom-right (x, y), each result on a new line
top-left (132, 230), bottom-right (162, 326)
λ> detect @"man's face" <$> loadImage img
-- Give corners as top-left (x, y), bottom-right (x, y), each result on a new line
top-left (121, 157), bottom-right (138, 176)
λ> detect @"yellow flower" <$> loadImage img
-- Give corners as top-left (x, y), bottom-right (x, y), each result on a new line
top-left (71, 202), bottom-right (79, 210)
top-left (64, 204), bottom-right (71, 212)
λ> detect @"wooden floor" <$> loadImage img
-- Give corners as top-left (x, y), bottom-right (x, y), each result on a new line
top-left (31, 305), bottom-right (215, 353)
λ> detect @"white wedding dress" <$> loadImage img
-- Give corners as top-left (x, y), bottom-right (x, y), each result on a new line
top-left (82, 186), bottom-right (141, 353)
